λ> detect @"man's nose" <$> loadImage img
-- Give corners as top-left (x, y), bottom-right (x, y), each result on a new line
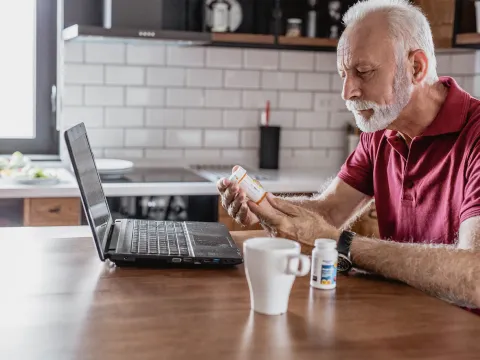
top-left (341, 75), bottom-right (361, 101)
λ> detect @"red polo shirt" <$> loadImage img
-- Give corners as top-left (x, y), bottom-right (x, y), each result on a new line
top-left (338, 77), bottom-right (480, 244)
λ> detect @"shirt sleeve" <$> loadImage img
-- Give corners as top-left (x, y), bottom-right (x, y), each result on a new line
top-left (337, 132), bottom-right (374, 197)
top-left (460, 138), bottom-right (480, 223)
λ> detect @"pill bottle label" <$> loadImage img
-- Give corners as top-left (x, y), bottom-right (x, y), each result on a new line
top-left (312, 259), bottom-right (337, 286)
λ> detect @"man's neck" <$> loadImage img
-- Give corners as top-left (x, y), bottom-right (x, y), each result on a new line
top-left (389, 81), bottom-right (448, 143)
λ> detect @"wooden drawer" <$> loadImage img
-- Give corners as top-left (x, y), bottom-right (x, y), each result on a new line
top-left (24, 198), bottom-right (81, 226)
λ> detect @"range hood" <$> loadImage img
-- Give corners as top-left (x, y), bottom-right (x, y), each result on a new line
top-left (62, 25), bottom-right (212, 45)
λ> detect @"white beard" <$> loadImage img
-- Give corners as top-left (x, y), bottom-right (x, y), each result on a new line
top-left (345, 62), bottom-right (413, 133)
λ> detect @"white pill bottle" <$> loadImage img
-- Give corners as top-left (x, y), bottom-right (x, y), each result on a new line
top-left (228, 166), bottom-right (268, 205)
top-left (310, 239), bottom-right (338, 290)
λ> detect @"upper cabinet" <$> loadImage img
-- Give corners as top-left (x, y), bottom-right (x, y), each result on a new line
top-left (61, 0), bottom-right (356, 51)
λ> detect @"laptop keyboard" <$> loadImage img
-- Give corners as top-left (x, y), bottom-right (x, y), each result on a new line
top-left (130, 220), bottom-right (190, 256)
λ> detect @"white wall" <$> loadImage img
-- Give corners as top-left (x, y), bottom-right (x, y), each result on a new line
top-left (60, 41), bottom-right (480, 169)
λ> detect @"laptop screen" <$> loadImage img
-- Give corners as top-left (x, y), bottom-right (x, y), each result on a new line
top-left (64, 123), bottom-right (112, 260)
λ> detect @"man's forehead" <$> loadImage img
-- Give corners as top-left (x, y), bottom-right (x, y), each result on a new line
top-left (337, 27), bottom-right (394, 69)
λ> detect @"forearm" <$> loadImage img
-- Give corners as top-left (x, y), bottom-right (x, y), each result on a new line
top-left (351, 236), bottom-right (480, 308)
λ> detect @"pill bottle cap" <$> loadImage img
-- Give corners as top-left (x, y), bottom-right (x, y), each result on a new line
top-left (228, 166), bottom-right (247, 183)
top-left (314, 239), bottom-right (337, 249)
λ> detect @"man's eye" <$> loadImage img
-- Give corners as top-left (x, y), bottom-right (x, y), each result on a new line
top-left (358, 70), bottom-right (373, 76)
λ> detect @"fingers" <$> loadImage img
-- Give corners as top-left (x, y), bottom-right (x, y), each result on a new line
top-left (248, 198), bottom-right (283, 227)
top-left (228, 192), bottom-right (244, 220)
top-left (266, 194), bottom-right (300, 217)
top-left (232, 165), bottom-right (240, 173)
top-left (216, 177), bottom-right (230, 192)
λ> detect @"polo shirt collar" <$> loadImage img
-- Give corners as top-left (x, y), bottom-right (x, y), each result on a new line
top-left (384, 76), bottom-right (470, 140)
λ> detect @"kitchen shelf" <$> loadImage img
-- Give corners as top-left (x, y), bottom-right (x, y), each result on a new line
top-left (455, 33), bottom-right (480, 46)
top-left (278, 36), bottom-right (338, 47)
top-left (212, 33), bottom-right (275, 45)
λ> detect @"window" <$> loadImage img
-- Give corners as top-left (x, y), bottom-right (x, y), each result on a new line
top-left (0, 0), bottom-right (58, 155)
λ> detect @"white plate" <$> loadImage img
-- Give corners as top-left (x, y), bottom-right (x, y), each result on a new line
top-left (13, 177), bottom-right (60, 186)
top-left (95, 159), bottom-right (134, 174)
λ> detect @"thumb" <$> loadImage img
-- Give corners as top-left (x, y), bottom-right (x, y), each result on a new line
top-left (266, 194), bottom-right (300, 217)
top-left (247, 198), bottom-right (282, 227)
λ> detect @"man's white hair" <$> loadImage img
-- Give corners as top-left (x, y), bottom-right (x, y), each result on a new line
top-left (342, 0), bottom-right (438, 84)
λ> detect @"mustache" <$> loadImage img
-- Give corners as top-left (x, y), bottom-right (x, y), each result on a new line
top-left (345, 100), bottom-right (379, 112)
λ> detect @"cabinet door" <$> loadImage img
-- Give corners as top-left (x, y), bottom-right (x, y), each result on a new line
top-left (414, 0), bottom-right (455, 49)
top-left (24, 198), bottom-right (82, 226)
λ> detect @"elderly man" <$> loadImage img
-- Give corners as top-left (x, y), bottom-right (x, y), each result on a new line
top-left (217, 0), bottom-right (480, 310)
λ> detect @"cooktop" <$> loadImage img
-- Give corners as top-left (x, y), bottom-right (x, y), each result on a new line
top-left (99, 167), bottom-right (211, 183)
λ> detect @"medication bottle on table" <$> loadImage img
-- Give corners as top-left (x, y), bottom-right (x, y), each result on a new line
top-left (228, 166), bottom-right (268, 206)
top-left (310, 239), bottom-right (338, 290)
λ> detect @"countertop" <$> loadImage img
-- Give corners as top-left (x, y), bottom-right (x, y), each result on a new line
top-left (0, 162), bottom-right (339, 198)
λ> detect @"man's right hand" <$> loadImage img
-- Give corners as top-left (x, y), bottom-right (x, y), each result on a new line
top-left (216, 167), bottom-right (259, 226)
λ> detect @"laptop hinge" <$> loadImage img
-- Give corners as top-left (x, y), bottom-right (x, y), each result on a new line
top-left (104, 223), bottom-right (115, 256)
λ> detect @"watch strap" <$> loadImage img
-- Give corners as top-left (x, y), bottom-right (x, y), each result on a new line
top-left (337, 230), bottom-right (355, 257)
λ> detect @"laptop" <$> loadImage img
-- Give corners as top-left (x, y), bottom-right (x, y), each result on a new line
top-left (64, 122), bottom-right (243, 267)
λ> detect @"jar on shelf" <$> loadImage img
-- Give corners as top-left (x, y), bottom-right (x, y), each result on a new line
top-left (286, 18), bottom-right (302, 37)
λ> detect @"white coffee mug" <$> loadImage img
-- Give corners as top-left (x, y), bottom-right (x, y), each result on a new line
top-left (244, 237), bottom-right (311, 315)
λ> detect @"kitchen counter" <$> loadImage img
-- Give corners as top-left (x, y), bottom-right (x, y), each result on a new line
top-left (0, 164), bottom-right (339, 199)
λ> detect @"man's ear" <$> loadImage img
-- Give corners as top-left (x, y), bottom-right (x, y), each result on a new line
top-left (409, 49), bottom-right (428, 84)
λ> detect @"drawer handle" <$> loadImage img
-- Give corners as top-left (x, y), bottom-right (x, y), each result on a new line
top-left (48, 206), bottom-right (61, 214)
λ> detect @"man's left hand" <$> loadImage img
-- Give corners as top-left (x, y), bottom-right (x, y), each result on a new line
top-left (248, 193), bottom-right (341, 247)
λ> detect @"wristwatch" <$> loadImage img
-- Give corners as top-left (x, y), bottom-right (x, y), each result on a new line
top-left (337, 230), bottom-right (355, 273)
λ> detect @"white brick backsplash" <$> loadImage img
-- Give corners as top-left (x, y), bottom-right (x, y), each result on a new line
top-left (312, 130), bottom-right (345, 148)
top-left (222, 149), bottom-right (257, 163)
top-left (127, 88), bottom-right (164, 106)
top-left (147, 67), bottom-right (185, 86)
top-left (65, 42), bottom-right (84, 63)
top-left (223, 110), bottom-right (259, 128)
top-left (280, 51), bottom-right (314, 71)
top-left (436, 54), bottom-right (451, 75)
top-left (185, 149), bottom-right (221, 160)
top-left (327, 149), bottom-right (348, 168)
top-left (63, 86), bottom-right (83, 105)
top-left (205, 130), bottom-right (239, 148)
top-left (146, 109), bottom-right (184, 127)
top-left (87, 129), bottom-right (124, 148)
top-left (145, 149), bottom-right (184, 159)
top-left (261, 72), bottom-right (295, 90)
top-left (105, 108), bottom-right (144, 127)
top-left (206, 89), bottom-right (241, 108)
top-left (166, 129), bottom-right (202, 147)
top-left (266, 111), bottom-right (294, 127)
top-left (104, 148), bottom-right (144, 159)
top-left (242, 90), bottom-right (277, 109)
top-left (167, 47), bottom-right (205, 67)
top-left (330, 111), bottom-right (354, 129)
top-left (167, 88), bottom-right (205, 107)
top-left (85, 86), bottom-right (124, 106)
top-left (186, 69), bottom-right (223, 88)
top-left (241, 129), bottom-right (259, 148)
top-left (295, 111), bottom-right (329, 129)
top-left (225, 70), bottom-right (260, 89)
top-left (91, 148), bottom-right (105, 159)
top-left (185, 109), bottom-right (222, 128)
top-left (279, 149), bottom-right (293, 168)
top-left (290, 149), bottom-right (329, 168)
top-left (463, 76), bottom-right (475, 95)
top-left (279, 92), bottom-right (313, 110)
top-left (314, 93), bottom-right (346, 111)
top-left (451, 53), bottom-right (478, 75)
top-left (65, 65), bottom-right (103, 85)
top-left (206, 48), bottom-right (242, 69)
top-left (331, 74), bottom-right (343, 92)
top-left (316, 53), bottom-right (338, 72)
top-left (106, 66), bottom-right (144, 85)
top-left (244, 50), bottom-right (279, 70)
top-left (125, 129), bottom-right (164, 147)
top-left (63, 107), bottom-right (103, 128)
top-left (85, 43), bottom-right (125, 64)
top-left (127, 44), bottom-right (165, 65)
top-left (281, 130), bottom-right (311, 148)
top-left (297, 73), bottom-right (330, 91)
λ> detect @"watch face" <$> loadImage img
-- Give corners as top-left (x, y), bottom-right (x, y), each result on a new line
top-left (337, 254), bottom-right (352, 272)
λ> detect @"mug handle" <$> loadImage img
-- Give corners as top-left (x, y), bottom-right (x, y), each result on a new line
top-left (286, 254), bottom-right (311, 276)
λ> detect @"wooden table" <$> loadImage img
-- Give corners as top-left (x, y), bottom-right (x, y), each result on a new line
top-left (0, 227), bottom-right (478, 360)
